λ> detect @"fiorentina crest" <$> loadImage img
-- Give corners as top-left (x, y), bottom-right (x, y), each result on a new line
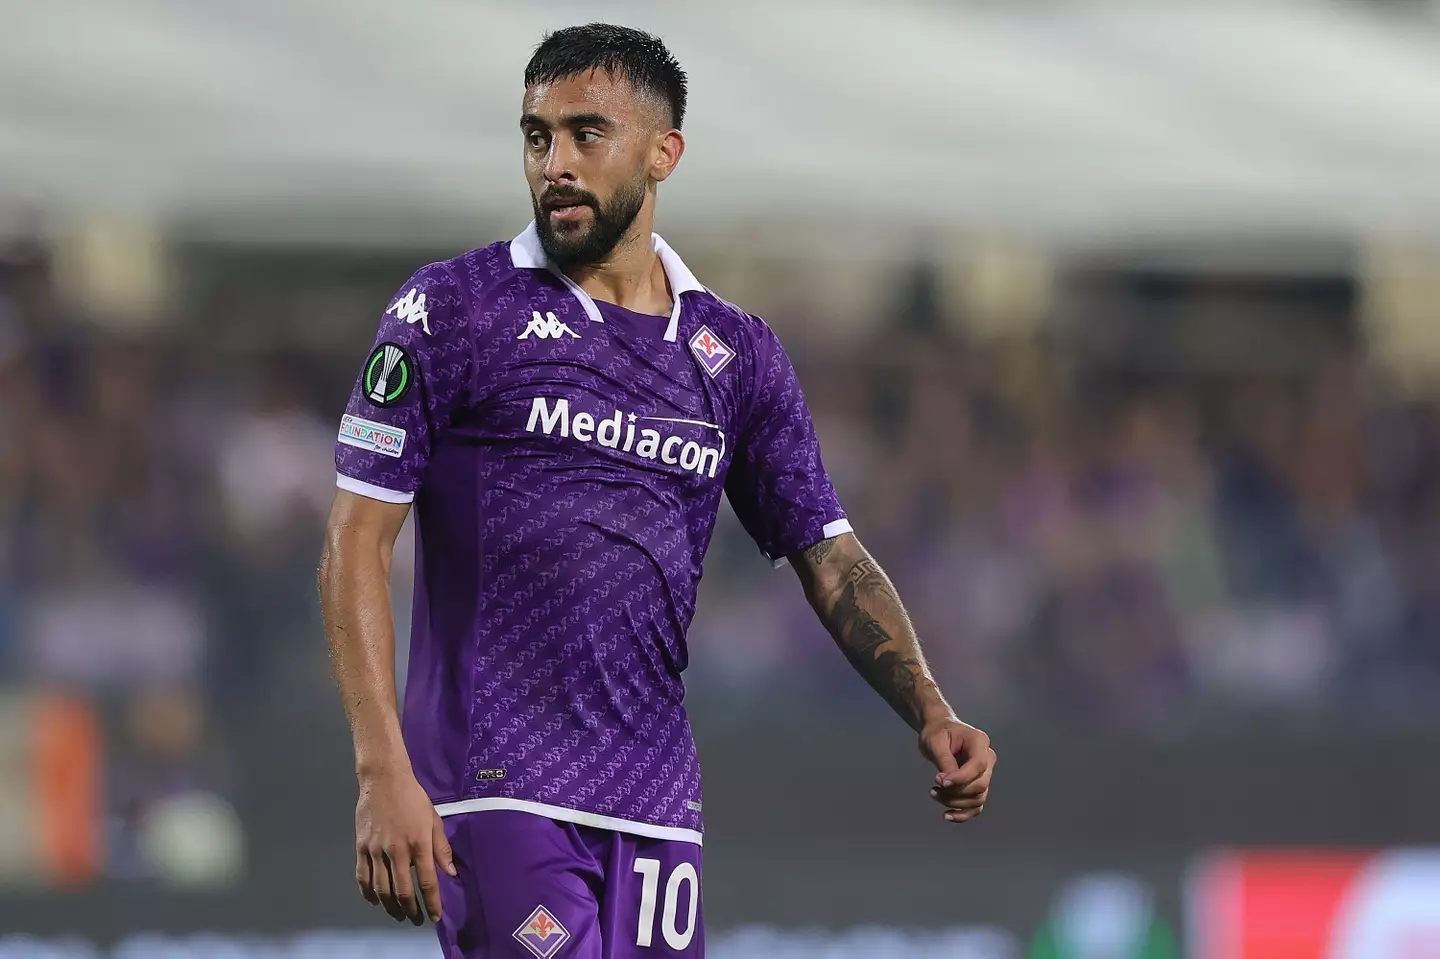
top-left (688, 325), bottom-right (735, 378)
top-left (513, 904), bottom-right (570, 958)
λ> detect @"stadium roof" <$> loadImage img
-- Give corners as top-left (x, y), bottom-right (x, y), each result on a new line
top-left (5, 0), bottom-right (1440, 255)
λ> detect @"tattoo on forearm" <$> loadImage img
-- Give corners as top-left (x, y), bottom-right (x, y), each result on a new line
top-left (803, 537), bottom-right (838, 565)
top-left (827, 558), bottom-right (931, 728)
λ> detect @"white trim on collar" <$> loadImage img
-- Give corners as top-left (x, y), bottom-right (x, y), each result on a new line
top-left (508, 222), bottom-right (703, 342)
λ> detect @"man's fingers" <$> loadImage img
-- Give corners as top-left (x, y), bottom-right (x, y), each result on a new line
top-left (415, 846), bottom-right (444, 924)
top-left (962, 764), bottom-right (994, 795)
top-left (929, 730), bottom-right (993, 788)
top-left (930, 786), bottom-right (988, 810)
top-left (433, 813), bottom-right (457, 879)
top-left (932, 776), bottom-right (988, 800)
top-left (947, 794), bottom-right (988, 811)
top-left (949, 740), bottom-right (993, 786)
top-left (930, 740), bottom-right (994, 814)
top-left (928, 732), bottom-right (962, 785)
top-left (379, 846), bottom-right (418, 924)
top-left (384, 846), bottom-right (424, 926)
top-left (945, 805), bottom-right (985, 823)
top-left (922, 725), bottom-right (995, 823)
top-left (371, 847), bottom-right (405, 922)
top-left (356, 848), bottom-right (379, 906)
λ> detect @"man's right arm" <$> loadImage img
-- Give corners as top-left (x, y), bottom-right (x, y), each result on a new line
top-left (318, 489), bottom-right (454, 926)
top-left (324, 261), bottom-right (470, 924)
top-left (319, 490), bottom-right (411, 781)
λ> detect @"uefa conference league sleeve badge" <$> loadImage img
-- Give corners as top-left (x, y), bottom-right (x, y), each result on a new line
top-left (363, 342), bottom-right (415, 409)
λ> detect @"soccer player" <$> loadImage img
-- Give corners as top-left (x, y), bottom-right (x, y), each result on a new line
top-left (319, 23), bottom-right (995, 959)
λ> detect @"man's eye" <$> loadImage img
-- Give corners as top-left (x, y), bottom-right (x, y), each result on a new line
top-left (577, 130), bottom-right (601, 144)
top-left (526, 132), bottom-right (547, 149)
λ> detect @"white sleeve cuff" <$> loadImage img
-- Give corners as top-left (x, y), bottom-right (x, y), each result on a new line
top-left (336, 472), bottom-right (415, 504)
top-left (766, 518), bottom-right (854, 569)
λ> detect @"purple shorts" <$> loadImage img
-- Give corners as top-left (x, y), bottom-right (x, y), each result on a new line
top-left (435, 811), bottom-right (704, 958)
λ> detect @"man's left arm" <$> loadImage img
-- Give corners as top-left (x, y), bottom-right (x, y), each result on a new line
top-left (789, 532), bottom-right (995, 823)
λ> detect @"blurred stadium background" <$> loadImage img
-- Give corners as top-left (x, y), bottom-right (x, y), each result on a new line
top-left (4, 0), bottom-right (1440, 956)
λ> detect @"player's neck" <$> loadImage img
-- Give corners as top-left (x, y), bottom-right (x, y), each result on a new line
top-left (565, 228), bottom-right (672, 317)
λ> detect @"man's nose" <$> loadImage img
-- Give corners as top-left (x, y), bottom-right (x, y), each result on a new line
top-left (543, 134), bottom-right (579, 183)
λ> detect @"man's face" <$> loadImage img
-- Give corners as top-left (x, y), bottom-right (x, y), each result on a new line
top-left (521, 70), bottom-right (669, 269)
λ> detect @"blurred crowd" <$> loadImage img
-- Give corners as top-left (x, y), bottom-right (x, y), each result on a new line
top-left (694, 266), bottom-right (1440, 726)
top-left (2, 240), bottom-right (1439, 884)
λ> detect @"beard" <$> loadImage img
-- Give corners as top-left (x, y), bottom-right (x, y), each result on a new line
top-left (532, 174), bottom-right (647, 270)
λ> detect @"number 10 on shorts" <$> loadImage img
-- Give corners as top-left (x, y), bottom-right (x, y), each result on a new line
top-left (633, 858), bottom-right (699, 950)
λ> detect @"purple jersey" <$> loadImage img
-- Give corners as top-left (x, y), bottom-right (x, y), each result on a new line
top-left (334, 224), bottom-right (848, 843)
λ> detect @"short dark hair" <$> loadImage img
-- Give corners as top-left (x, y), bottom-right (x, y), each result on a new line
top-left (524, 23), bottom-right (688, 130)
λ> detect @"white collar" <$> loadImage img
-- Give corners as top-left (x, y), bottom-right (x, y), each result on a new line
top-left (509, 221), bottom-right (704, 342)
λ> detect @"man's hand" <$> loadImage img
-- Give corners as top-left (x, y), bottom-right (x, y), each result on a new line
top-left (920, 717), bottom-right (995, 823)
top-left (790, 534), bottom-right (997, 825)
top-left (355, 766), bottom-right (456, 925)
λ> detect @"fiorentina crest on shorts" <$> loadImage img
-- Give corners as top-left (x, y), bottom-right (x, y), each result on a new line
top-left (514, 904), bottom-right (570, 958)
top-left (688, 325), bottom-right (735, 378)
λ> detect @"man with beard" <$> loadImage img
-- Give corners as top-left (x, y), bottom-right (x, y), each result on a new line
top-left (319, 22), bottom-right (995, 959)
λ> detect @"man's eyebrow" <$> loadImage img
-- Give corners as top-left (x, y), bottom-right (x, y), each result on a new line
top-left (520, 112), bottom-right (614, 130)
top-left (563, 113), bottom-right (613, 129)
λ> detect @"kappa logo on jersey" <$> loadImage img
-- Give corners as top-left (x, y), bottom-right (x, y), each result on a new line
top-left (526, 397), bottom-right (725, 479)
top-left (689, 325), bottom-right (735, 377)
top-left (518, 310), bottom-right (580, 340)
top-left (513, 905), bottom-right (570, 959)
top-left (385, 288), bottom-right (430, 335)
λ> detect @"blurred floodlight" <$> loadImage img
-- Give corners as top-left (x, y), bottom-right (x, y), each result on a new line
top-left (51, 217), bottom-right (169, 329)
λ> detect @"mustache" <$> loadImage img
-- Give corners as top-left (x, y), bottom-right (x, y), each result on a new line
top-left (539, 188), bottom-right (599, 210)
